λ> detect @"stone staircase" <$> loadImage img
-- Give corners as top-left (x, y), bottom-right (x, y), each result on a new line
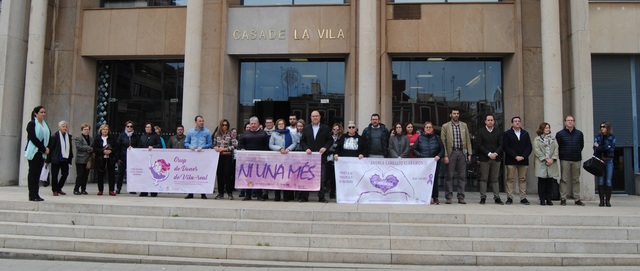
top-left (0, 198), bottom-right (640, 267)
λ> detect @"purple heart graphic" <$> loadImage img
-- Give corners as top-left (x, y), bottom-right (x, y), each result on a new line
top-left (369, 173), bottom-right (399, 193)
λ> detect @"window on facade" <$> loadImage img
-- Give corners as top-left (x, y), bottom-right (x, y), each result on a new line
top-left (391, 59), bottom-right (503, 135)
top-left (393, 0), bottom-right (500, 3)
top-left (101, 0), bottom-right (187, 8)
top-left (96, 60), bottom-right (184, 137)
top-left (239, 60), bottom-right (345, 128)
top-left (242, 0), bottom-right (344, 5)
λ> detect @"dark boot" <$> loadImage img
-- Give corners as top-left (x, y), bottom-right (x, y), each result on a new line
top-left (605, 186), bottom-right (612, 207)
top-left (537, 178), bottom-right (545, 205)
top-left (545, 178), bottom-right (553, 205)
top-left (274, 190), bottom-right (281, 202)
top-left (598, 185), bottom-right (605, 207)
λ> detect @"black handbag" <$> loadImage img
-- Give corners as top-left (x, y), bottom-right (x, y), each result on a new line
top-left (583, 156), bottom-right (605, 177)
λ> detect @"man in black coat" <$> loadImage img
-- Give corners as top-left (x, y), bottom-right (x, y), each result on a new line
top-left (555, 115), bottom-right (585, 206)
top-left (503, 116), bottom-right (532, 205)
top-left (299, 110), bottom-right (333, 203)
top-left (116, 121), bottom-right (139, 194)
top-left (475, 114), bottom-right (504, 205)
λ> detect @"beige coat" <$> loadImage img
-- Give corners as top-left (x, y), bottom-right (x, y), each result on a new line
top-left (533, 135), bottom-right (560, 178)
top-left (441, 121), bottom-right (472, 157)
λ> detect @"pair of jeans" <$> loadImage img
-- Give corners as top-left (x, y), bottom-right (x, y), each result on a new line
top-left (599, 159), bottom-right (613, 186)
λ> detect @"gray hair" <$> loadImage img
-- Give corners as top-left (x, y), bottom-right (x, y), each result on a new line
top-left (249, 116), bottom-right (259, 123)
top-left (58, 120), bottom-right (68, 128)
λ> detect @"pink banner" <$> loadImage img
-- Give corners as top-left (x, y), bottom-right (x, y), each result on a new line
top-left (127, 148), bottom-right (218, 193)
top-left (235, 150), bottom-right (322, 191)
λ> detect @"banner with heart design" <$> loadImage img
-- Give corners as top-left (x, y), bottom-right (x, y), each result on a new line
top-left (335, 157), bottom-right (437, 204)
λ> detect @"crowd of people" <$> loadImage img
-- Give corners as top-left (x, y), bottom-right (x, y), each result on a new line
top-left (24, 105), bottom-right (616, 207)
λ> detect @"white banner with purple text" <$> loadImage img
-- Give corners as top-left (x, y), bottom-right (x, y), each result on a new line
top-left (235, 150), bottom-right (322, 191)
top-left (334, 157), bottom-right (437, 204)
top-left (127, 148), bottom-right (219, 193)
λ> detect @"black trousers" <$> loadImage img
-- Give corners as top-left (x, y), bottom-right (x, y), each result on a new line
top-left (50, 162), bottom-right (69, 192)
top-left (96, 162), bottom-right (116, 192)
top-left (217, 155), bottom-right (233, 194)
top-left (117, 159), bottom-right (127, 190)
top-left (537, 177), bottom-right (553, 201)
top-left (74, 163), bottom-right (89, 192)
top-left (27, 155), bottom-right (45, 200)
top-left (432, 161), bottom-right (441, 199)
top-left (300, 162), bottom-right (326, 200)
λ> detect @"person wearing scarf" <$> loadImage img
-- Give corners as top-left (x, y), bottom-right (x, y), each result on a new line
top-left (74, 123), bottom-right (93, 195)
top-left (49, 120), bottom-right (74, 196)
top-left (213, 119), bottom-right (235, 200)
top-left (533, 122), bottom-right (559, 206)
top-left (268, 118), bottom-right (298, 202)
top-left (25, 106), bottom-right (51, 201)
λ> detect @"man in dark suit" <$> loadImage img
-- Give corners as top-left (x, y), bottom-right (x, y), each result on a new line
top-left (299, 110), bottom-right (333, 203)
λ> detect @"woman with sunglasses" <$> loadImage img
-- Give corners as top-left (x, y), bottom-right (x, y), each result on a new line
top-left (116, 121), bottom-right (139, 194)
top-left (213, 119), bottom-right (235, 200)
top-left (594, 121), bottom-right (616, 207)
top-left (413, 121), bottom-right (444, 204)
top-left (334, 121), bottom-right (367, 161)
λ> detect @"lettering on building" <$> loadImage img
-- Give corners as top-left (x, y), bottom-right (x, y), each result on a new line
top-left (233, 29), bottom-right (345, 41)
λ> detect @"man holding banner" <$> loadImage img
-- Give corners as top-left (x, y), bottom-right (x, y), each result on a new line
top-left (299, 110), bottom-right (333, 203)
top-left (239, 116), bottom-right (270, 201)
top-left (184, 115), bottom-right (212, 199)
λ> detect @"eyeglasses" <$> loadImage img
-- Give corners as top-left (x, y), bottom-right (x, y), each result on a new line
top-left (348, 126), bottom-right (356, 129)
top-left (126, 125), bottom-right (133, 128)
top-left (566, 119), bottom-right (575, 122)
top-left (600, 125), bottom-right (607, 128)
top-left (333, 128), bottom-right (340, 131)
top-left (513, 120), bottom-right (521, 123)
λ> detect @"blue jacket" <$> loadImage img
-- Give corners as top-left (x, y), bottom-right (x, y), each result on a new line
top-left (413, 133), bottom-right (444, 158)
top-left (555, 128), bottom-right (584, 161)
top-left (594, 133), bottom-right (615, 159)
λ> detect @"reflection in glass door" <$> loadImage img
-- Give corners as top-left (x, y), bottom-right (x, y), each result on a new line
top-left (239, 60), bottom-right (346, 127)
top-left (392, 59), bottom-right (503, 192)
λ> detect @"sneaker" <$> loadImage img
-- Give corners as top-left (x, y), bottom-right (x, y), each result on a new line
top-left (458, 198), bottom-right (467, 204)
top-left (433, 198), bottom-right (440, 205)
top-left (560, 199), bottom-right (566, 206)
top-left (494, 197), bottom-right (504, 205)
top-left (445, 198), bottom-right (453, 204)
top-left (479, 197), bottom-right (486, 205)
top-left (520, 198), bottom-right (530, 205)
top-left (506, 198), bottom-right (513, 205)
top-left (575, 200), bottom-right (585, 206)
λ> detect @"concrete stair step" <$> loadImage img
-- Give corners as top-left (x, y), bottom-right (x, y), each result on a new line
top-left (1, 243), bottom-right (640, 266)
top-left (3, 201), bottom-right (640, 227)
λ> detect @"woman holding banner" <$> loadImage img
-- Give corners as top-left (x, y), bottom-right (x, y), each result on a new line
top-left (334, 120), bottom-right (367, 160)
top-left (269, 118), bottom-right (298, 201)
top-left (413, 121), bottom-right (444, 204)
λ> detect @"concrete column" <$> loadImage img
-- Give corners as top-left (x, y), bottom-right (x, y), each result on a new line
top-left (569, 1), bottom-right (595, 201)
top-left (181, 0), bottom-right (204, 125)
top-left (356, 0), bottom-right (378, 130)
top-left (540, 0), bottom-right (563, 133)
top-left (18, 0), bottom-right (48, 186)
top-left (0, 0), bottom-right (29, 186)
